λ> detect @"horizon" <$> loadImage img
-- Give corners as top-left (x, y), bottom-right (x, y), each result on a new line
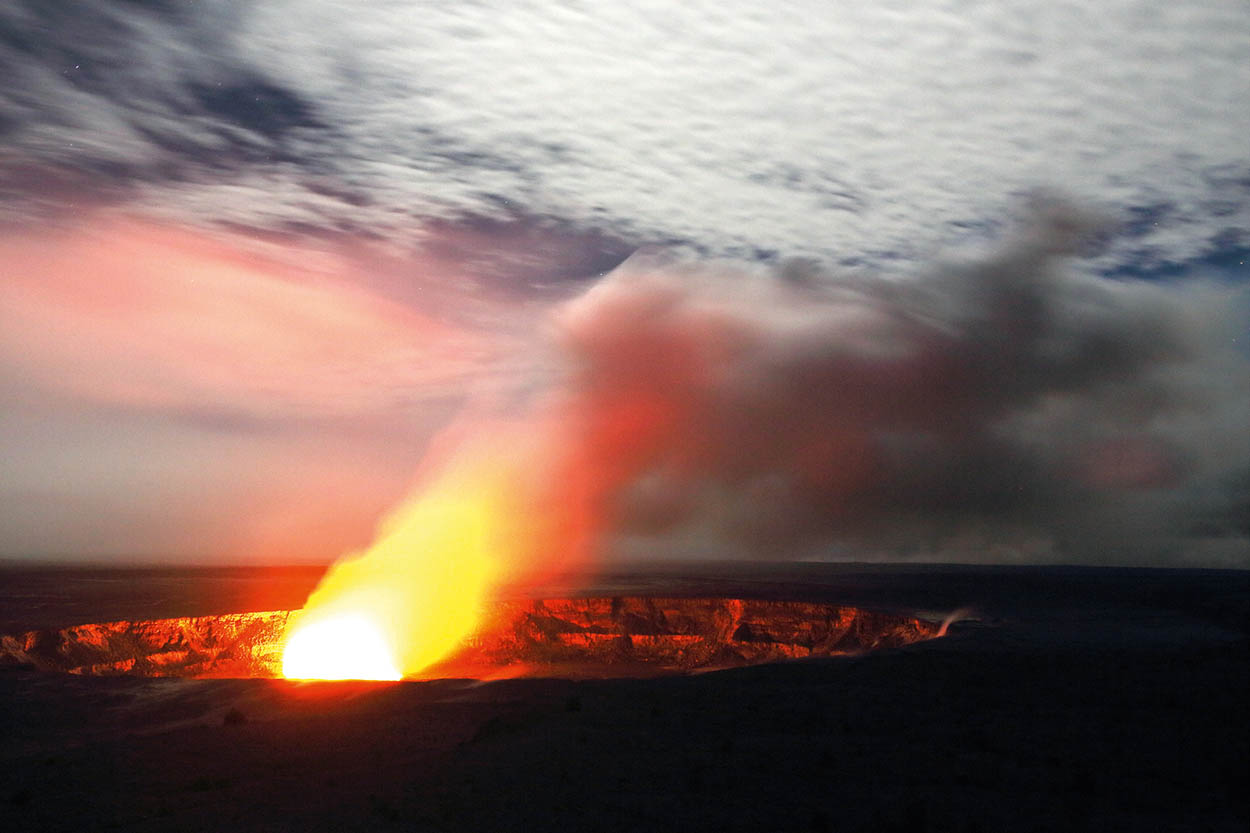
top-left (2, 556), bottom-right (1246, 575)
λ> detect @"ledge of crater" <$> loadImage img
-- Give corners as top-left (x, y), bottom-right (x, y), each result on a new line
top-left (0, 597), bottom-right (941, 678)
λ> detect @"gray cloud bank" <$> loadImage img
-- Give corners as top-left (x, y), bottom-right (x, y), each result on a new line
top-left (3, 0), bottom-right (1248, 278)
top-left (537, 200), bottom-right (1249, 567)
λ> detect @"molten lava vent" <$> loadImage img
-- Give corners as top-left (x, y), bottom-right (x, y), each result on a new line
top-left (1, 597), bottom-right (942, 679)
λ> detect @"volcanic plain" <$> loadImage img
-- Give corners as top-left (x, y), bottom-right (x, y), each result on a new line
top-left (1, 562), bottom-right (1246, 832)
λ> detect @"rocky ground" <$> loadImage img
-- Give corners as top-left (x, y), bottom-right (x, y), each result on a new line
top-left (1, 563), bottom-right (1247, 832)
top-left (0, 597), bottom-right (941, 679)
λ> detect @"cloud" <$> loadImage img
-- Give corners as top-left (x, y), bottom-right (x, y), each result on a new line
top-left (0, 403), bottom-right (446, 563)
top-left (0, 0), bottom-right (327, 219)
top-left (516, 199), bottom-right (1250, 566)
top-left (2, 1), bottom-right (1247, 566)
top-left (3, 0), bottom-right (1248, 277)
top-left (1, 202), bottom-right (1243, 567)
top-left (194, 0), bottom-right (1250, 267)
top-left (0, 218), bottom-right (504, 422)
top-left (0, 213), bottom-right (629, 562)
top-left (0, 215), bottom-right (524, 562)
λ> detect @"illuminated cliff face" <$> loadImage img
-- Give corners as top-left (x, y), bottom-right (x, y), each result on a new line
top-left (0, 611), bottom-right (291, 678)
top-left (0, 599), bottom-right (942, 679)
top-left (425, 598), bottom-right (943, 678)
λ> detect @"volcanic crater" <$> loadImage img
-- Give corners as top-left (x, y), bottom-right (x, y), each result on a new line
top-left (0, 597), bottom-right (942, 679)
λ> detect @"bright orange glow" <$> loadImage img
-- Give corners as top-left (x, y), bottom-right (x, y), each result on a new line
top-left (281, 447), bottom-right (525, 680)
top-left (281, 613), bottom-right (401, 681)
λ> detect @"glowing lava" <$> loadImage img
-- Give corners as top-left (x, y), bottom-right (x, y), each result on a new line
top-left (280, 446), bottom-right (522, 680)
top-left (281, 613), bottom-right (401, 681)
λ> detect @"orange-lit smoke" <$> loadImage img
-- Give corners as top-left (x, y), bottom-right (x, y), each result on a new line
top-left (279, 297), bottom-right (718, 678)
top-left (285, 200), bottom-right (1250, 676)
top-left (281, 417), bottom-right (614, 678)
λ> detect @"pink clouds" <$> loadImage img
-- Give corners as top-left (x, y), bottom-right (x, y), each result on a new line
top-left (0, 218), bottom-right (490, 421)
top-left (0, 217), bottom-right (521, 563)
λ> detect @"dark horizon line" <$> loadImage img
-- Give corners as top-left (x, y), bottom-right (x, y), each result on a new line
top-left (0, 555), bottom-right (1245, 575)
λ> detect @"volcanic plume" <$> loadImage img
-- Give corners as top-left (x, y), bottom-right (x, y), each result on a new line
top-left (282, 197), bottom-right (1247, 678)
top-left (548, 199), bottom-right (1248, 566)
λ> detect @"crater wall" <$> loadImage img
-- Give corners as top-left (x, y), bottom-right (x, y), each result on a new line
top-left (0, 598), bottom-right (941, 678)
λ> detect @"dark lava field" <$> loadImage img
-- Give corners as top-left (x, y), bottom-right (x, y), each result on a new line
top-left (1, 562), bottom-right (1247, 832)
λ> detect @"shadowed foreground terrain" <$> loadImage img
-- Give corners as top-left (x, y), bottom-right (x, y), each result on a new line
top-left (1, 563), bottom-right (1247, 832)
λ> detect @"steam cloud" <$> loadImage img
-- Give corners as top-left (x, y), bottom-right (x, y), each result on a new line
top-left (508, 198), bottom-right (1249, 568)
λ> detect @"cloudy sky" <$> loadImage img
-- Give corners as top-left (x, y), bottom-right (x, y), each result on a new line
top-left (1, 0), bottom-right (1247, 566)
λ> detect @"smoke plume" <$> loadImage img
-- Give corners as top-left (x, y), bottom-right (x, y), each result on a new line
top-left (285, 197), bottom-right (1246, 677)
top-left (509, 197), bottom-right (1249, 568)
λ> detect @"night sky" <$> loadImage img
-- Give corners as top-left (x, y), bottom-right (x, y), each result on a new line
top-left (1, 0), bottom-right (1247, 567)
